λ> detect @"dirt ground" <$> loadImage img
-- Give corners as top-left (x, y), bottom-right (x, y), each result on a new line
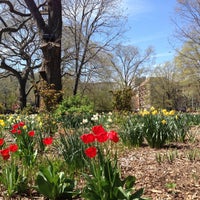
top-left (119, 126), bottom-right (200, 200)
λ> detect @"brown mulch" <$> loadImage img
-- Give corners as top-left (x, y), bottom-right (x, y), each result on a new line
top-left (119, 126), bottom-right (200, 200)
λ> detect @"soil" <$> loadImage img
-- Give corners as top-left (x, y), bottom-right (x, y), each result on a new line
top-left (119, 125), bottom-right (200, 200)
top-left (1, 126), bottom-right (200, 200)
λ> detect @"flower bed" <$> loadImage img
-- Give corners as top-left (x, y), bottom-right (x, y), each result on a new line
top-left (0, 110), bottom-right (199, 199)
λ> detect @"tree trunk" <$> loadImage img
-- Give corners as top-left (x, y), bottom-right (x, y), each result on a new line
top-left (19, 79), bottom-right (27, 110)
top-left (73, 69), bottom-right (81, 95)
top-left (39, 0), bottom-right (62, 92)
top-left (40, 42), bottom-right (62, 91)
top-left (24, 0), bottom-right (62, 94)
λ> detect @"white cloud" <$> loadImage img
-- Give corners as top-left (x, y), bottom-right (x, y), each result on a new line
top-left (122, 0), bottom-right (153, 17)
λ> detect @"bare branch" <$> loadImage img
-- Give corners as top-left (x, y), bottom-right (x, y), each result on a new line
top-left (0, 57), bottom-right (20, 79)
top-left (0, 17), bottom-right (31, 41)
top-left (23, 0), bottom-right (48, 33)
top-left (0, 0), bottom-right (31, 16)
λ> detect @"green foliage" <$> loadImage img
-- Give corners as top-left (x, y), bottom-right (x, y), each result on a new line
top-left (141, 113), bottom-right (172, 148)
top-left (59, 130), bottom-right (87, 172)
top-left (82, 152), bottom-right (147, 200)
top-left (55, 94), bottom-right (94, 115)
top-left (35, 160), bottom-right (76, 200)
top-left (185, 113), bottom-right (200, 126)
top-left (20, 104), bottom-right (37, 115)
top-left (0, 160), bottom-right (28, 197)
top-left (58, 112), bottom-right (93, 129)
top-left (0, 78), bottom-right (19, 112)
top-left (0, 111), bottom-right (199, 198)
top-left (85, 83), bottom-right (114, 112)
top-left (37, 112), bottom-right (58, 136)
top-left (9, 122), bottom-right (38, 167)
top-left (0, 103), bottom-right (5, 113)
top-left (55, 94), bottom-right (94, 128)
top-left (165, 182), bottom-right (176, 192)
top-left (112, 87), bottom-right (133, 111)
top-left (171, 113), bottom-right (190, 142)
top-left (119, 116), bottom-right (144, 147)
top-left (119, 108), bottom-right (192, 148)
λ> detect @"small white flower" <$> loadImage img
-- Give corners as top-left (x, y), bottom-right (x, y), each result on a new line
top-left (91, 113), bottom-right (99, 121)
top-left (82, 119), bottom-right (88, 124)
top-left (107, 117), bottom-right (112, 123)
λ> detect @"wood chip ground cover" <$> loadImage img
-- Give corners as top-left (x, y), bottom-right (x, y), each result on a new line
top-left (119, 126), bottom-right (200, 200)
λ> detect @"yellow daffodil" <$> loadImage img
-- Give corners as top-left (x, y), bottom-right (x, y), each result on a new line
top-left (23, 125), bottom-right (27, 130)
top-left (169, 110), bottom-right (175, 116)
top-left (0, 119), bottom-right (5, 127)
top-left (151, 110), bottom-right (158, 115)
top-left (139, 109), bottom-right (150, 116)
top-left (161, 119), bottom-right (167, 124)
top-left (150, 106), bottom-right (155, 111)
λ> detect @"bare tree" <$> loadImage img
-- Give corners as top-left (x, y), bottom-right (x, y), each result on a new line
top-left (174, 0), bottom-right (200, 43)
top-left (173, 0), bottom-right (200, 68)
top-left (173, 0), bottom-right (200, 108)
top-left (62, 0), bottom-right (126, 95)
top-left (0, 0), bottom-right (62, 94)
top-left (174, 42), bottom-right (200, 109)
top-left (110, 44), bottom-right (154, 89)
top-left (0, 16), bottom-right (41, 109)
top-left (151, 62), bottom-right (183, 109)
top-left (23, 0), bottom-right (62, 93)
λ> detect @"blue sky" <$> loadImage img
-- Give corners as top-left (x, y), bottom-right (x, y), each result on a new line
top-left (123, 0), bottom-right (180, 65)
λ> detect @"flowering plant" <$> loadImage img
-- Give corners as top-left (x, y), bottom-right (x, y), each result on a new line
top-left (8, 121), bottom-right (55, 167)
top-left (9, 121), bottom-right (38, 166)
top-left (0, 142), bottom-right (28, 197)
top-left (139, 108), bottom-right (189, 148)
top-left (119, 108), bottom-right (188, 149)
top-left (80, 125), bottom-right (146, 200)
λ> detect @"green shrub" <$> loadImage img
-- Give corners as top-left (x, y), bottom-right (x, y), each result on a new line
top-left (54, 94), bottom-right (94, 129)
top-left (55, 94), bottom-right (94, 115)
top-left (112, 87), bottom-right (133, 111)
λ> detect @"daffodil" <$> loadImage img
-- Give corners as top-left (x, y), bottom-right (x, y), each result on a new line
top-left (169, 110), bottom-right (175, 116)
top-left (23, 125), bottom-right (27, 130)
top-left (139, 109), bottom-right (150, 116)
top-left (152, 110), bottom-right (158, 115)
top-left (150, 106), bottom-right (155, 111)
top-left (0, 119), bottom-right (5, 127)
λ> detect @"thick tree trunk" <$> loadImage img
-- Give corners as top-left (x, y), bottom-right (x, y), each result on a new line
top-left (40, 42), bottom-right (62, 91)
top-left (24, 0), bottom-right (62, 93)
top-left (19, 79), bottom-right (27, 110)
top-left (40, 0), bottom-right (62, 92)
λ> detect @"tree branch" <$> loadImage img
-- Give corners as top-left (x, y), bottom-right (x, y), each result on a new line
top-left (0, 0), bottom-right (31, 16)
top-left (0, 17), bottom-right (31, 41)
top-left (0, 57), bottom-right (20, 79)
top-left (23, 0), bottom-right (48, 33)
